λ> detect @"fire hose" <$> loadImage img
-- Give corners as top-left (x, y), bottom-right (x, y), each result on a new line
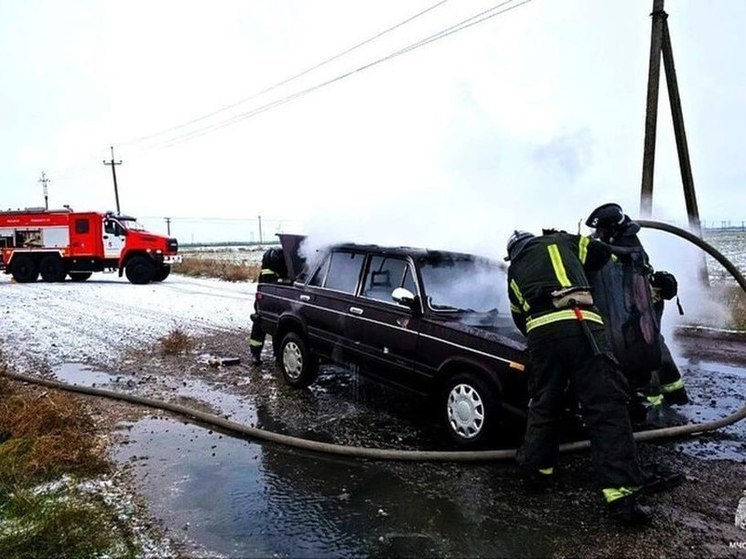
top-left (1, 220), bottom-right (745, 462)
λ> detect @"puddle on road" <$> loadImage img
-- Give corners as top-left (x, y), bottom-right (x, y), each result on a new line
top-left (662, 359), bottom-right (746, 462)
top-left (114, 418), bottom-right (546, 558)
top-left (53, 362), bottom-right (134, 387)
top-left (53, 358), bottom-right (746, 556)
top-left (52, 363), bottom-right (258, 426)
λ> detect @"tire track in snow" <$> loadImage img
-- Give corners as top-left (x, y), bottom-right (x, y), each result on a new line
top-left (0, 274), bottom-right (254, 369)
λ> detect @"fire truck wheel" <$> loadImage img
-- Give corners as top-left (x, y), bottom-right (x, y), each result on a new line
top-left (68, 272), bottom-right (92, 282)
top-left (39, 255), bottom-right (66, 282)
top-left (125, 256), bottom-right (156, 285)
top-left (10, 255), bottom-right (39, 283)
top-left (153, 265), bottom-right (171, 282)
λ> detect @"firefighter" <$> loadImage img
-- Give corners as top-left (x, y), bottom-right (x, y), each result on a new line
top-left (505, 229), bottom-right (651, 526)
top-left (249, 247), bottom-right (288, 365)
top-left (585, 203), bottom-right (689, 407)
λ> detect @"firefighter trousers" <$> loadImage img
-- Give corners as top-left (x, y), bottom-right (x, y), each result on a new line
top-left (653, 302), bottom-right (685, 394)
top-left (517, 322), bottom-right (643, 491)
top-left (249, 302), bottom-right (265, 357)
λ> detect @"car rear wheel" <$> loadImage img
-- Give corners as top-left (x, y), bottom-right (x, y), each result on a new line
top-left (277, 332), bottom-right (319, 388)
top-left (442, 372), bottom-right (500, 448)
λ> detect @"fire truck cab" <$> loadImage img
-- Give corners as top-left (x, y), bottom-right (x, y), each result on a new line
top-left (0, 207), bottom-right (180, 285)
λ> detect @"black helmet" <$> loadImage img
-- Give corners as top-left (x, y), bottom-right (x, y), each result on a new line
top-left (505, 230), bottom-right (535, 261)
top-left (585, 203), bottom-right (625, 229)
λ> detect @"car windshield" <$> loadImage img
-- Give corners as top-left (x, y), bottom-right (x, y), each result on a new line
top-left (119, 218), bottom-right (146, 231)
top-left (418, 254), bottom-right (508, 314)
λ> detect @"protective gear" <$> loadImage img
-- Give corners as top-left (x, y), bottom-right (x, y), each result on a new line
top-left (586, 205), bottom-right (689, 410)
top-left (251, 247), bottom-right (288, 363)
top-left (504, 230), bottom-right (535, 262)
top-left (651, 270), bottom-right (678, 300)
top-left (508, 230), bottom-right (645, 505)
top-left (641, 463), bottom-right (684, 495)
top-left (607, 494), bottom-right (653, 527)
top-left (586, 203), bottom-right (641, 243)
top-left (261, 247), bottom-right (288, 279)
top-left (586, 203), bottom-right (625, 229)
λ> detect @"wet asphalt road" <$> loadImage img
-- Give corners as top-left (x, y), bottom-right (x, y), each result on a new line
top-left (55, 333), bottom-right (746, 558)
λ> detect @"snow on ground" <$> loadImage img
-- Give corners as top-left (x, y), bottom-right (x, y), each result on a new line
top-left (0, 273), bottom-right (256, 371)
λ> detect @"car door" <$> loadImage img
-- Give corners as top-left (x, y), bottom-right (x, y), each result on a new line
top-left (103, 218), bottom-right (126, 260)
top-left (301, 250), bottom-right (365, 362)
top-left (346, 254), bottom-right (424, 392)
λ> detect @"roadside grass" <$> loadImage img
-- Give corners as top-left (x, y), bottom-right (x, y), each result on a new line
top-left (0, 364), bottom-right (143, 558)
top-left (173, 257), bottom-right (260, 282)
top-left (158, 327), bottom-right (194, 355)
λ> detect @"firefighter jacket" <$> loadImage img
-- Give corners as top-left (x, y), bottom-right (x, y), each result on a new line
top-left (507, 231), bottom-right (611, 337)
top-left (259, 248), bottom-right (287, 284)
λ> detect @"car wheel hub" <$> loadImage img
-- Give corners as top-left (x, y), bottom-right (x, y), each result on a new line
top-left (447, 383), bottom-right (484, 439)
top-left (283, 342), bottom-right (303, 380)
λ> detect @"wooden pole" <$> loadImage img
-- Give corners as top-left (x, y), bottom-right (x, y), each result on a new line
top-left (640, 0), bottom-right (666, 217)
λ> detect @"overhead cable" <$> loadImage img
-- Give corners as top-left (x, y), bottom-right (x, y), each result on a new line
top-left (158, 0), bottom-right (531, 149)
top-left (123, 0), bottom-right (450, 146)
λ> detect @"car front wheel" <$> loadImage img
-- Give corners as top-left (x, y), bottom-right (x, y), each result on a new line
top-left (277, 332), bottom-right (319, 388)
top-left (442, 372), bottom-right (500, 448)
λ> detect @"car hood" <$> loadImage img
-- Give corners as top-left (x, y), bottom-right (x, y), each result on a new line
top-left (438, 314), bottom-right (527, 351)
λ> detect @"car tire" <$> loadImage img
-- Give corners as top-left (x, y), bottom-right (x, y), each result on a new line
top-left (39, 255), bottom-right (66, 282)
top-left (10, 255), bottom-right (39, 283)
top-left (441, 372), bottom-right (501, 448)
top-left (68, 272), bottom-right (93, 282)
top-left (277, 332), bottom-right (319, 388)
top-left (125, 256), bottom-right (156, 284)
top-left (153, 265), bottom-right (171, 282)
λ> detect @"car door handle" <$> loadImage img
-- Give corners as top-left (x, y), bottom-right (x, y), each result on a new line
top-left (349, 307), bottom-right (363, 315)
top-left (299, 295), bottom-right (311, 302)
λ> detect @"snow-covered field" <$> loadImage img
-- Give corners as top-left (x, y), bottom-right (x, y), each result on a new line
top-left (1, 273), bottom-right (256, 371)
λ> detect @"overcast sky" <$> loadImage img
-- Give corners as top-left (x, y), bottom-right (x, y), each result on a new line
top-left (2, 0), bottom-right (745, 252)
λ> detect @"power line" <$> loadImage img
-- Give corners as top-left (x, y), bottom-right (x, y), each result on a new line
top-left (158, 0), bottom-right (531, 149)
top-left (122, 0), bottom-right (450, 146)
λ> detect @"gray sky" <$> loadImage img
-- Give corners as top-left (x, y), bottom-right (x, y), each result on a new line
top-left (1, 0), bottom-right (745, 251)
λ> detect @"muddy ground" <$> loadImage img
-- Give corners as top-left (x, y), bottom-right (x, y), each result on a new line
top-left (39, 328), bottom-right (746, 558)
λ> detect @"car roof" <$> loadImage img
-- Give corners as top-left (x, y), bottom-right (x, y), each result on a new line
top-left (331, 242), bottom-right (491, 262)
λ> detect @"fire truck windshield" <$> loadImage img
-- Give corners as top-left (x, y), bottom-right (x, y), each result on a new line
top-left (119, 219), bottom-right (145, 231)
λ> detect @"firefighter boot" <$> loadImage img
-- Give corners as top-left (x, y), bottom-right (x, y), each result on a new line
top-left (606, 494), bottom-right (653, 527)
top-left (250, 350), bottom-right (262, 366)
top-left (642, 463), bottom-right (685, 495)
top-left (663, 387), bottom-right (690, 406)
top-left (521, 467), bottom-right (557, 492)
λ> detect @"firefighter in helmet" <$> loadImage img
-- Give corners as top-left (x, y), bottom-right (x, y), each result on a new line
top-left (585, 203), bottom-right (689, 407)
top-left (249, 247), bottom-right (288, 365)
top-left (505, 229), bottom-right (651, 525)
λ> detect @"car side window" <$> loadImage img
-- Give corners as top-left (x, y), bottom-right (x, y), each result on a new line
top-left (323, 251), bottom-right (364, 293)
top-left (402, 265), bottom-right (417, 295)
top-left (308, 254), bottom-right (331, 287)
top-left (362, 256), bottom-right (410, 303)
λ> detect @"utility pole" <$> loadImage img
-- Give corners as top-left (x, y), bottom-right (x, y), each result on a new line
top-left (257, 214), bottom-right (263, 246)
top-left (165, 217), bottom-right (171, 236)
top-left (38, 172), bottom-right (50, 210)
top-left (103, 146), bottom-right (123, 214)
top-left (639, 0), bottom-right (708, 284)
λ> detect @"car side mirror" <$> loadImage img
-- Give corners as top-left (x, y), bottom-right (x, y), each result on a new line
top-left (392, 287), bottom-right (419, 313)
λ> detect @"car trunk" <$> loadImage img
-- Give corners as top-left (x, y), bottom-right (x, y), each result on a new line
top-left (277, 233), bottom-right (307, 282)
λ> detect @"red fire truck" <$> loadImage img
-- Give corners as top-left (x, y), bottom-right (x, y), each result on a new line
top-left (0, 207), bottom-right (180, 284)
